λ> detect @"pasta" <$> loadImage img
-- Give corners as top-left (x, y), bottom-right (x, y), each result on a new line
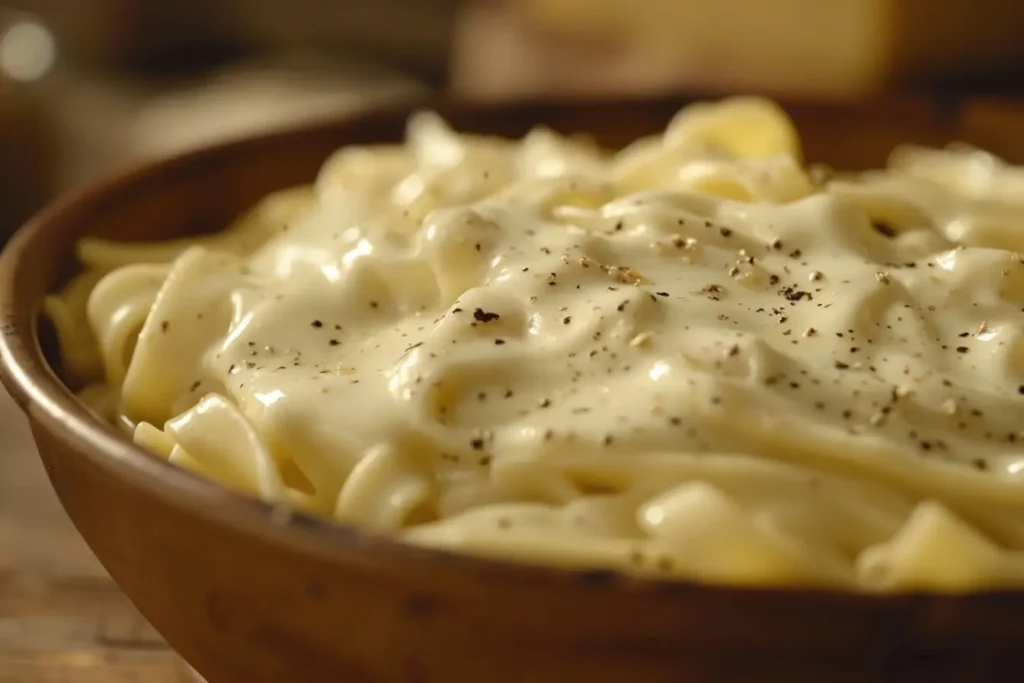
top-left (49, 97), bottom-right (1024, 591)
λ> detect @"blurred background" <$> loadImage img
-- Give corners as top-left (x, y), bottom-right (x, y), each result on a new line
top-left (2, 0), bottom-right (1024, 241)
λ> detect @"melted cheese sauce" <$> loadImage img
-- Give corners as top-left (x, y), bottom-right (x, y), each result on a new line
top-left (53, 98), bottom-right (1024, 591)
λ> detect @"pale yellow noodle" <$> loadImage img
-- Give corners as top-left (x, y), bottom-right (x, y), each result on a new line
top-left (52, 98), bottom-right (1024, 592)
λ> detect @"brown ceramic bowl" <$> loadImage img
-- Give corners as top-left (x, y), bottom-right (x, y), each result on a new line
top-left (4, 96), bottom-right (1024, 683)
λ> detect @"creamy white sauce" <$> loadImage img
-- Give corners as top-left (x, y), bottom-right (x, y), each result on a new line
top-left (62, 99), bottom-right (1024, 591)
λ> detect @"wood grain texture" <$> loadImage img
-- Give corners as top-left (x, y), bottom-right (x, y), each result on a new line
top-left (4, 96), bottom-right (1024, 683)
top-left (0, 390), bottom-right (183, 682)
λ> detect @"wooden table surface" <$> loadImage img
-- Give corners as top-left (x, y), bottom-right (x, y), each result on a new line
top-left (0, 389), bottom-right (189, 683)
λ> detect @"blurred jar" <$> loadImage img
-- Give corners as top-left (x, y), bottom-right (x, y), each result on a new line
top-left (0, 8), bottom-right (56, 240)
top-left (5, 0), bottom-right (456, 81)
top-left (0, 0), bottom-right (436, 194)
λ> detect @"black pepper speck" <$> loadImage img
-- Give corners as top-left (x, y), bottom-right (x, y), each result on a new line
top-left (473, 308), bottom-right (500, 323)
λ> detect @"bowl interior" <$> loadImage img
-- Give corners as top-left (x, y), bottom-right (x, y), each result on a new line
top-left (5, 95), bottom-right (1024, 683)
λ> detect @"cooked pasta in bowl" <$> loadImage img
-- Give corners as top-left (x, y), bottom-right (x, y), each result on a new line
top-left (4, 96), bottom-right (1024, 682)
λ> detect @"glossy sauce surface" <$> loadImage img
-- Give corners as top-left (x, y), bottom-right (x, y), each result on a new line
top-left (55, 99), bottom-right (1024, 591)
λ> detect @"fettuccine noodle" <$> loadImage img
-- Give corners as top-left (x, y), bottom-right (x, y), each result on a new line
top-left (48, 98), bottom-right (1024, 591)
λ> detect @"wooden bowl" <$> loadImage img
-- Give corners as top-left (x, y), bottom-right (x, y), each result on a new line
top-left (3, 96), bottom-right (1024, 683)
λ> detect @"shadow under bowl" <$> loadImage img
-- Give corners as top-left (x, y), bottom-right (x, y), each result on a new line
top-left (3, 95), bottom-right (1024, 683)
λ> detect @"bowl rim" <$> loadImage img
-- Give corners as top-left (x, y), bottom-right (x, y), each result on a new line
top-left (3, 95), bottom-right (1023, 607)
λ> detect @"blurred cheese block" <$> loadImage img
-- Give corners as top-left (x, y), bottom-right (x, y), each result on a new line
top-left (453, 0), bottom-right (1024, 98)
